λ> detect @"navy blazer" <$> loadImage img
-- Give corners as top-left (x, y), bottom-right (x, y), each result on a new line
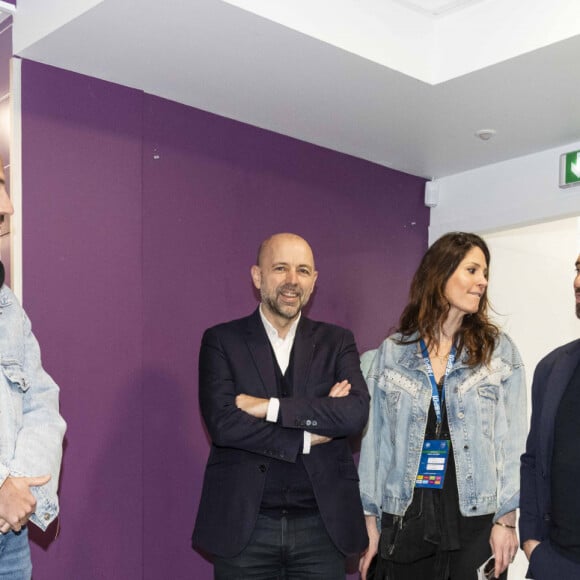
top-left (192, 309), bottom-right (370, 558)
top-left (520, 339), bottom-right (580, 544)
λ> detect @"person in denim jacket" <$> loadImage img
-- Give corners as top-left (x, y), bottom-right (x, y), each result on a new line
top-left (358, 232), bottom-right (526, 580)
top-left (0, 161), bottom-right (66, 579)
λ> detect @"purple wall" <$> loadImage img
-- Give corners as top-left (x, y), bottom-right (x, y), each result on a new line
top-left (22, 61), bottom-right (144, 579)
top-left (21, 59), bottom-right (427, 579)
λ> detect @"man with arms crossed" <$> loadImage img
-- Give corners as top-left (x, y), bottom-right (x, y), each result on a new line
top-left (0, 159), bottom-right (66, 579)
top-left (192, 233), bottom-right (369, 578)
top-left (520, 254), bottom-right (580, 578)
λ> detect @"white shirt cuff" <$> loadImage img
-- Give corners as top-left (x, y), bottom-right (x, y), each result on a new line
top-left (303, 431), bottom-right (312, 454)
top-left (266, 397), bottom-right (280, 422)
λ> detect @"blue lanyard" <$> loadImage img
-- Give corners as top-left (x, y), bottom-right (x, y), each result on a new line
top-left (420, 339), bottom-right (456, 426)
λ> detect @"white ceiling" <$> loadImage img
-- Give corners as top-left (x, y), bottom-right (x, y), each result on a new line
top-left (10, 0), bottom-right (580, 178)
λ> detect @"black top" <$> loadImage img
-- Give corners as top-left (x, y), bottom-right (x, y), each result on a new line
top-left (550, 362), bottom-right (580, 562)
top-left (260, 345), bottom-right (318, 517)
top-left (421, 379), bottom-right (461, 550)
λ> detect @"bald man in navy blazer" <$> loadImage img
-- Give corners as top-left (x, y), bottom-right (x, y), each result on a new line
top-left (192, 233), bottom-right (369, 579)
top-left (520, 254), bottom-right (580, 579)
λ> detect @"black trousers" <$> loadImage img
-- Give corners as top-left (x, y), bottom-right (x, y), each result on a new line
top-left (376, 514), bottom-right (507, 580)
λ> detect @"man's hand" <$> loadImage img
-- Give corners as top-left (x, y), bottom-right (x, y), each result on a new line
top-left (523, 539), bottom-right (541, 561)
top-left (328, 380), bottom-right (351, 398)
top-left (309, 381), bottom-right (352, 447)
top-left (0, 475), bottom-right (51, 533)
top-left (235, 394), bottom-right (269, 418)
top-left (310, 433), bottom-right (332, 447)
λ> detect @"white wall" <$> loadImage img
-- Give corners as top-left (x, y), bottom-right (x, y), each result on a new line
top-left (429, 139), bottom-right (580, 243)
top-left (430, 146), bottom-right (580, 578)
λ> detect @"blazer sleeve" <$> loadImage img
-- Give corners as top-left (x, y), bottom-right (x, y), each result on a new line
top-left (199, 327), bottom-right (304, 463)
top-left (519, 355), bottom-right (551, 545)
top-left (278, 328), bottom-right (370, 438)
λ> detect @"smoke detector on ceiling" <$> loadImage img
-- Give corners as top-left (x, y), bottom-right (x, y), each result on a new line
top-left (475, 129), bottom-right (496, 141)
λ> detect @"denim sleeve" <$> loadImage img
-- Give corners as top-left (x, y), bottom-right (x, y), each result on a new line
top-left (358, 343), bottom-right (386, 518)
top-left (9, 305), bottom-right (66, 531)
top-left (494, 333), bottom-right (527, 521)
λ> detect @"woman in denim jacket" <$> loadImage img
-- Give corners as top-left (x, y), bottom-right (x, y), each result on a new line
top-left (358, 232), bottom-right (526, 580)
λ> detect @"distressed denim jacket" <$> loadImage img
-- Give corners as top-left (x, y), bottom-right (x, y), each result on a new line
top-left (0, 286), bottom-right (66, 530)
top-left (358, 331), bottom-right (526, 522)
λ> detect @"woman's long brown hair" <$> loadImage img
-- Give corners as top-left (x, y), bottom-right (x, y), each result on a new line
top-left (397, 232), bottom-right (499, 366)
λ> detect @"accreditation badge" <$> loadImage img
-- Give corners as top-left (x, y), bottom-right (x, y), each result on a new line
top-left (414, 439), bottom-right (450, 489)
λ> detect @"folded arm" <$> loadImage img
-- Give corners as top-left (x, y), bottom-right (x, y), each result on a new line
top-left (199, 329), bottom-right (305, 462)
top-left (277, 330), bottom-right (370, 437)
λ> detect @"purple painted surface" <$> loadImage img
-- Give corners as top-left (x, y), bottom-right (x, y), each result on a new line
top-left (21, 60), bottom-right (143, 579)
top-left (20, 59), bottom-right (427, 579)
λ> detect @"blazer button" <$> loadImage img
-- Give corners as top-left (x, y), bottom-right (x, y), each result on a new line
top-left (259, 464), bottom-right (267, 473)
top-left (312, 420), bottom-right (318, 427)
top-left (306, 420), bottom-right (312, 426)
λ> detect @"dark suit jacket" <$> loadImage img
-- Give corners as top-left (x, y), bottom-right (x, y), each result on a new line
top-left (192, 309), bottom-right (370, 558)
top-left (520, 339), bottom-right (580, 544)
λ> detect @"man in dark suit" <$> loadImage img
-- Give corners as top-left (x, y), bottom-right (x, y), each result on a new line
top-left (520, 254), bottom-right (580, 579)
top-left (192, 233), bottom-right (369, 578)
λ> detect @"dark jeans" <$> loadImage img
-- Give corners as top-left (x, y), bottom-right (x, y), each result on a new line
top-left (526, 539), bottom-right (580, 579)
top-left (213, 512), bottom-right (345, 580)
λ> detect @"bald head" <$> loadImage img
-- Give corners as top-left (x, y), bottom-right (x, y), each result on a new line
top-left (251, 233), bottom-right (318, 336)
top-left (256, 233), bottom-right (315, 269)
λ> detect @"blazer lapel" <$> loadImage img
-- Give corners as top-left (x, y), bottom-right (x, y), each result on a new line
top-left (245, 310), bottom-right (278, 398)
top-left (292, 317), bottom-right (316, 396)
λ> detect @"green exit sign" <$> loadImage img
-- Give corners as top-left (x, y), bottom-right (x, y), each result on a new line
top-left (560, 150), bottom-right (580, 188)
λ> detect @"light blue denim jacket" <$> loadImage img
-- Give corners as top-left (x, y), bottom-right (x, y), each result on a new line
top-left (358, 331), bottom-right (526, 522)
top-left (0, 286), bottom-right (66, 530)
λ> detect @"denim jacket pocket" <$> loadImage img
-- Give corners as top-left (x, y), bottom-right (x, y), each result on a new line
top-left (477, 385), bottom-right (499, 438)
top-left (1, 360), bottom-right (28, 392)
top-left (1, 360), bottom-right (28, 429)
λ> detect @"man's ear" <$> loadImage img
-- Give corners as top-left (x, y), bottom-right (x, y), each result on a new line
top-left (250, 265), bottom-right (261, 290)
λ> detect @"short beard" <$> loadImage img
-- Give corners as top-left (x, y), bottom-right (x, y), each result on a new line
top-left (576, 302), bottom-right (580, 319)
top-left (261, 286), bottom-right (303, 321)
